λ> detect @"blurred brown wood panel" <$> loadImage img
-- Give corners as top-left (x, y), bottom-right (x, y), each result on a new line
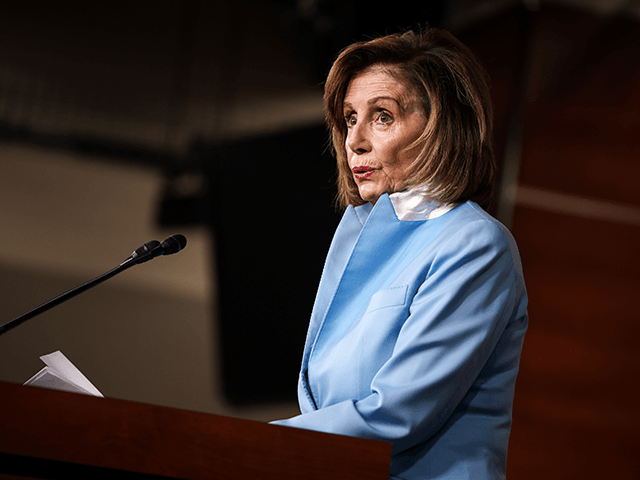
top-left (489, 6), bottom-right (640, 479)
top-left (518, 8), bottom-right (640, 205)
top-left (465, 5), bottom-right (640, 478)
top-left (509, 208), bottom-right (640, 478)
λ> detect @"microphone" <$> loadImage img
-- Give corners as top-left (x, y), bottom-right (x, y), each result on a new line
top-left (119, 234), bottom-right (187, 267)
top-left (119, 240), bottom-right (161, 267)
top-left (150, 234), bottom-right (187, 258)
top-left (0, 234), bottom-right (187, 337)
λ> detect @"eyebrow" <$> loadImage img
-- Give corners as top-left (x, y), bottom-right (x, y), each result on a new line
top-left (370, 96), bottom-right (404, 106)
top-left (343, 96), bottom-right (407, 112)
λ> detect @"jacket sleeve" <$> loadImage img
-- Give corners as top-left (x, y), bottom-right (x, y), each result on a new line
top-left (272, 218), bottom-right (526, 455)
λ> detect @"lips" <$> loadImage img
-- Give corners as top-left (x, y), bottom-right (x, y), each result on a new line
top-left (352, 165), bottom-right (375, 179)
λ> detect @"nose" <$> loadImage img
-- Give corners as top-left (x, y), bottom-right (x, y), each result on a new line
top-left (346, 122), bottom-right (371, 155)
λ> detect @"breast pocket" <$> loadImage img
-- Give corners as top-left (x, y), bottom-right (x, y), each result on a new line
top-left (364, 285), bottom-right (409, 314)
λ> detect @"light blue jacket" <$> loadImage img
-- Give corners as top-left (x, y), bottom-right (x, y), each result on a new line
top-left (273, 193), bottom-right (528, 480)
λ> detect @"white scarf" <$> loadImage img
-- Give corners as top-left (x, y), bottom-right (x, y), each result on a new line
top-left (388, 186), bottom-right (455, 221)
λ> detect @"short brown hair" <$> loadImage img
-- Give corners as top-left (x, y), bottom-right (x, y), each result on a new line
top-left (324, 27), bottom-right (495, 210)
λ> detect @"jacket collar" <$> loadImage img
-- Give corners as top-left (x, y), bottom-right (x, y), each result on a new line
top-left (354, 187), bottom-right (455, 223)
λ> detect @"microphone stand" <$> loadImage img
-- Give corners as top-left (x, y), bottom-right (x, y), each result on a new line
top-left (0, 236), bottom-right (185, 337)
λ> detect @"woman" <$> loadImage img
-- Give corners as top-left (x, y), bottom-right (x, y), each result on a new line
top-left (272, 27), bottom-right (528, 480)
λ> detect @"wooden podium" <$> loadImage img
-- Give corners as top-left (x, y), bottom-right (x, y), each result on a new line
top-left (0, 381), bottom-right (391, 479)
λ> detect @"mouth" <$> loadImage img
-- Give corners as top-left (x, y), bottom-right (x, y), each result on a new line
top-left (352, 165), bottom-right (375, 179)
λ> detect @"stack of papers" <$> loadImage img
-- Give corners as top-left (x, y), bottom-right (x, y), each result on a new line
top-left (24, 350), bottom-right (103, 397)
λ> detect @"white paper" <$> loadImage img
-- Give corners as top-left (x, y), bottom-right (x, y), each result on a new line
top-left (24, 350), bottom-right (103, 397)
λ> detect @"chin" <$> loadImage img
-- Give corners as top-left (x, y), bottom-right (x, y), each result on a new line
top-left (358, 186), bottom-right (384, 205)
top-left (360, 194), bottom-right (382, 205)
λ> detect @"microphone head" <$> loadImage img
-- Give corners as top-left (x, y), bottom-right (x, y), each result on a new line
top-left (159, 234), bottom-right (187, 256)
top-left (120, 236), bottom-right (185, 269)
top-left (132, 240), bottom-right (160, 259)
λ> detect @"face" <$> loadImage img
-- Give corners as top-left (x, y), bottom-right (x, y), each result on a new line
top-left (343, 67), bottom-right (426, 204)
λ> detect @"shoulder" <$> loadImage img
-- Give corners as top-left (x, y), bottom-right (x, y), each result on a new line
top-left (426, 202), bottom-right (524, 275)
top-left (434, 201), bottom-right (512, 247)
top-left (439, 201), bottom-right (525, 285)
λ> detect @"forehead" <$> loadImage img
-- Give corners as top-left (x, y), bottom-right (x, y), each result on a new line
top-left (343, 67), bottom-right (411, 108)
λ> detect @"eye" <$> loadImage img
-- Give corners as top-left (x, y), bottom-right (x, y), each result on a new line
top-left (344, 112), bottom-right (357, 128)
top-left (374, 110), bottom-right (393, 125)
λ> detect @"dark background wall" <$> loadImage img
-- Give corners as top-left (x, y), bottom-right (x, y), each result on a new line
top-left (1, 1), bottom-right (638, 478)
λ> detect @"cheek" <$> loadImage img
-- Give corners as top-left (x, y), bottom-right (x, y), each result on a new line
top-left (394, 127), bottom-right (424, 164)
top-left (385, 139), bottom-right (415, 169)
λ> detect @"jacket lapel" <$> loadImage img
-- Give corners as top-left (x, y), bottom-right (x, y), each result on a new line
top-left (302, 195), bottom-right (427, 387)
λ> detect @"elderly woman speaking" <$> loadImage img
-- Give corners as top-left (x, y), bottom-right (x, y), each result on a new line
top-left (272, 27), bottom-right (528, 480)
